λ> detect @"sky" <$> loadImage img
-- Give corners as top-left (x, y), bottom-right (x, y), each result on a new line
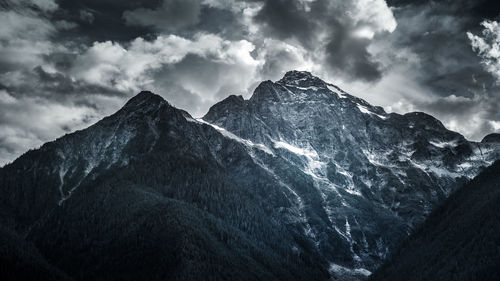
top-left (0, 0), bottom-right (499, 165)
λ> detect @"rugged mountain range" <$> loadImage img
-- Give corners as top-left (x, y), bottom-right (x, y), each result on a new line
top-left (0, 71), bottom-right (499, 280)
top-left (371, 160), bottom-right (500, 281)
top-left (202, 71), bottom-right (500, 276)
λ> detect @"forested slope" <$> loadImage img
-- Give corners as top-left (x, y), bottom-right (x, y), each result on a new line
top-left (371, 161), bottom-right (500, 281)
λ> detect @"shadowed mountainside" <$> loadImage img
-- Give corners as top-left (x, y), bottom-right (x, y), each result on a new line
top-left (371, 160), bottom-right (500, 281)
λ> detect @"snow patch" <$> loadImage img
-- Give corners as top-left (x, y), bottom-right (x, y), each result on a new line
top-left (427, 165), bottom-right (461, 178)
top-left (199, 119), bottom-right (274, 155)
top-left (357, 104), bottom-right (387, 120)
top-left (329, 263), bottom-right (372, 277)
top-left (284, 84), bottom-right (320, 91)
top-left (58, 165), bottom-right (68, 199)
top-left (272, 140), bottom-right (327, 180)
top-left (273, 141), bottom-right (318, 159)
top-left (327, 85), bottom-right (348, 99)
top-left (429, 139), bottom-right (458, 148)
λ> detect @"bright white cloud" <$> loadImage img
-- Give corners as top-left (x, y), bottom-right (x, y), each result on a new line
top-left (71, 33), bottom-right (263, 114)
top-left (0, 2), bottom-right (69, 73)
top-left (0, 92), bottom-right (107, 166)
top-left (468, 20), bottom-right (500, 82)
top-left (350, 0), bottom-right (397, 37)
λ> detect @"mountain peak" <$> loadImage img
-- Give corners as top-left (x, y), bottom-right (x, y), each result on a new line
top-left (124, 91), bottom-right (166, 109)
top-left (282, 70), bottom-right (313, 79)
top-left (277, 70), bottom-right (328, 88)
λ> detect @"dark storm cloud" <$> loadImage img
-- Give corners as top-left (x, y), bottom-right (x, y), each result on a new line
top-left (188, 5), bottom-right (249, 40)
top-left (384, 0), bottom-right (495, 96)
top-left (2, 66), bottom-right (124, 101)
top-left (50, 0), bottom-right (250, 45)
top-left (254, 0), bottom-right (315, 44)
top-left (52, 0), bottom-right (157, 43)
top-left (79, 9), bottom-right (94, 24)
top-left (250, 0), bottom-right (396, 82)
top-left (387, 0), bottom-right (500, 19)
top-left (123, 0), bottom-right (201, 32)
top-left (324, 29), bottom-right (383, 82)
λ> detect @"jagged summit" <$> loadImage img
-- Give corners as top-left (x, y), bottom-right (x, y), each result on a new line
top-left (123, 90), bottom-right (167, 108)
top-left (281, 70), bottom-right (314, 80)
top-left (277, 70), bottom-right (328, 88)
top-left (245, 71), bottom-right (340, 105)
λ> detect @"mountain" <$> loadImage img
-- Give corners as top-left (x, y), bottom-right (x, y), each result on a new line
top-left (481, 133), bottom-right (500, 143)
top-left (203, 70), bottom-right (499, 276)
top-left (0, 71), bottom-right (498, 280)
top-left (370, 160), bottom-right (500, 281)
top-left (0, 90), bottom-right (328, 281)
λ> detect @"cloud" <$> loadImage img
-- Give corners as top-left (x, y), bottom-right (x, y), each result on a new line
top-left (0, 8), bottom-right (58, 72)
top-left (340, 0), bottom-right (500, 141)
top-left (123, 0), bottom-right (202, 31)
top-left (0, 1), bottom-right (132, 165)
top-left (414, 93), bottom-right (500, 141)
top-left (250, 0), bottom-right (396, 81)
top-left (31, 0), bottom-right (59, 12)
top-left (258, 39), bottom-right (314, 80)
top-left (70, 33), bottom-right (262, 115)
top-left (0, 89), bottom-right (120, 166)
top-left (0, 65), bottom-right (128, 166)
top-left (1, 0), bottom-right (499, 164)
top-left (467, 20), bottom-right (500, 82)
top-left (79, 9), bottom-right (95, 24)
top-left (253, 0), bottom-right (315, 44)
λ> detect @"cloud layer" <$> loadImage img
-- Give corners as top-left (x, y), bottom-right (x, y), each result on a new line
top-left (0, 0), bottom-right (499, 165)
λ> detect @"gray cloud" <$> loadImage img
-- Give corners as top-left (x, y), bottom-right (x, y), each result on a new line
top-left (0, 1), bottom-right (132, 165)
top-left (324, 31), bottom-right (383, 82)
top-left (254, 0), bottom-right (315, 44)
top-left (52, 0), bottom-right (155, 43)
top-left (79, 9), bottom-right (95, 24)
top-left (123, 0), bottom-right (202, 31)
top-left (250, 0), bottom-right (396, 82)
top-left (349, 0), bottom-right (500, 141)
top-left (0, 0), bottom-right (499, 164)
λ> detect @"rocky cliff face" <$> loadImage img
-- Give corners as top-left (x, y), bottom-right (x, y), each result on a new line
top-left (0, 72), bottom-right (498, 280)
top-left (203, 70), bottom-right (499, 276)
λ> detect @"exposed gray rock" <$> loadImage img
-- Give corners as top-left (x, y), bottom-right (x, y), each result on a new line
top-left (204, 70), bottom-right (500, 277)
